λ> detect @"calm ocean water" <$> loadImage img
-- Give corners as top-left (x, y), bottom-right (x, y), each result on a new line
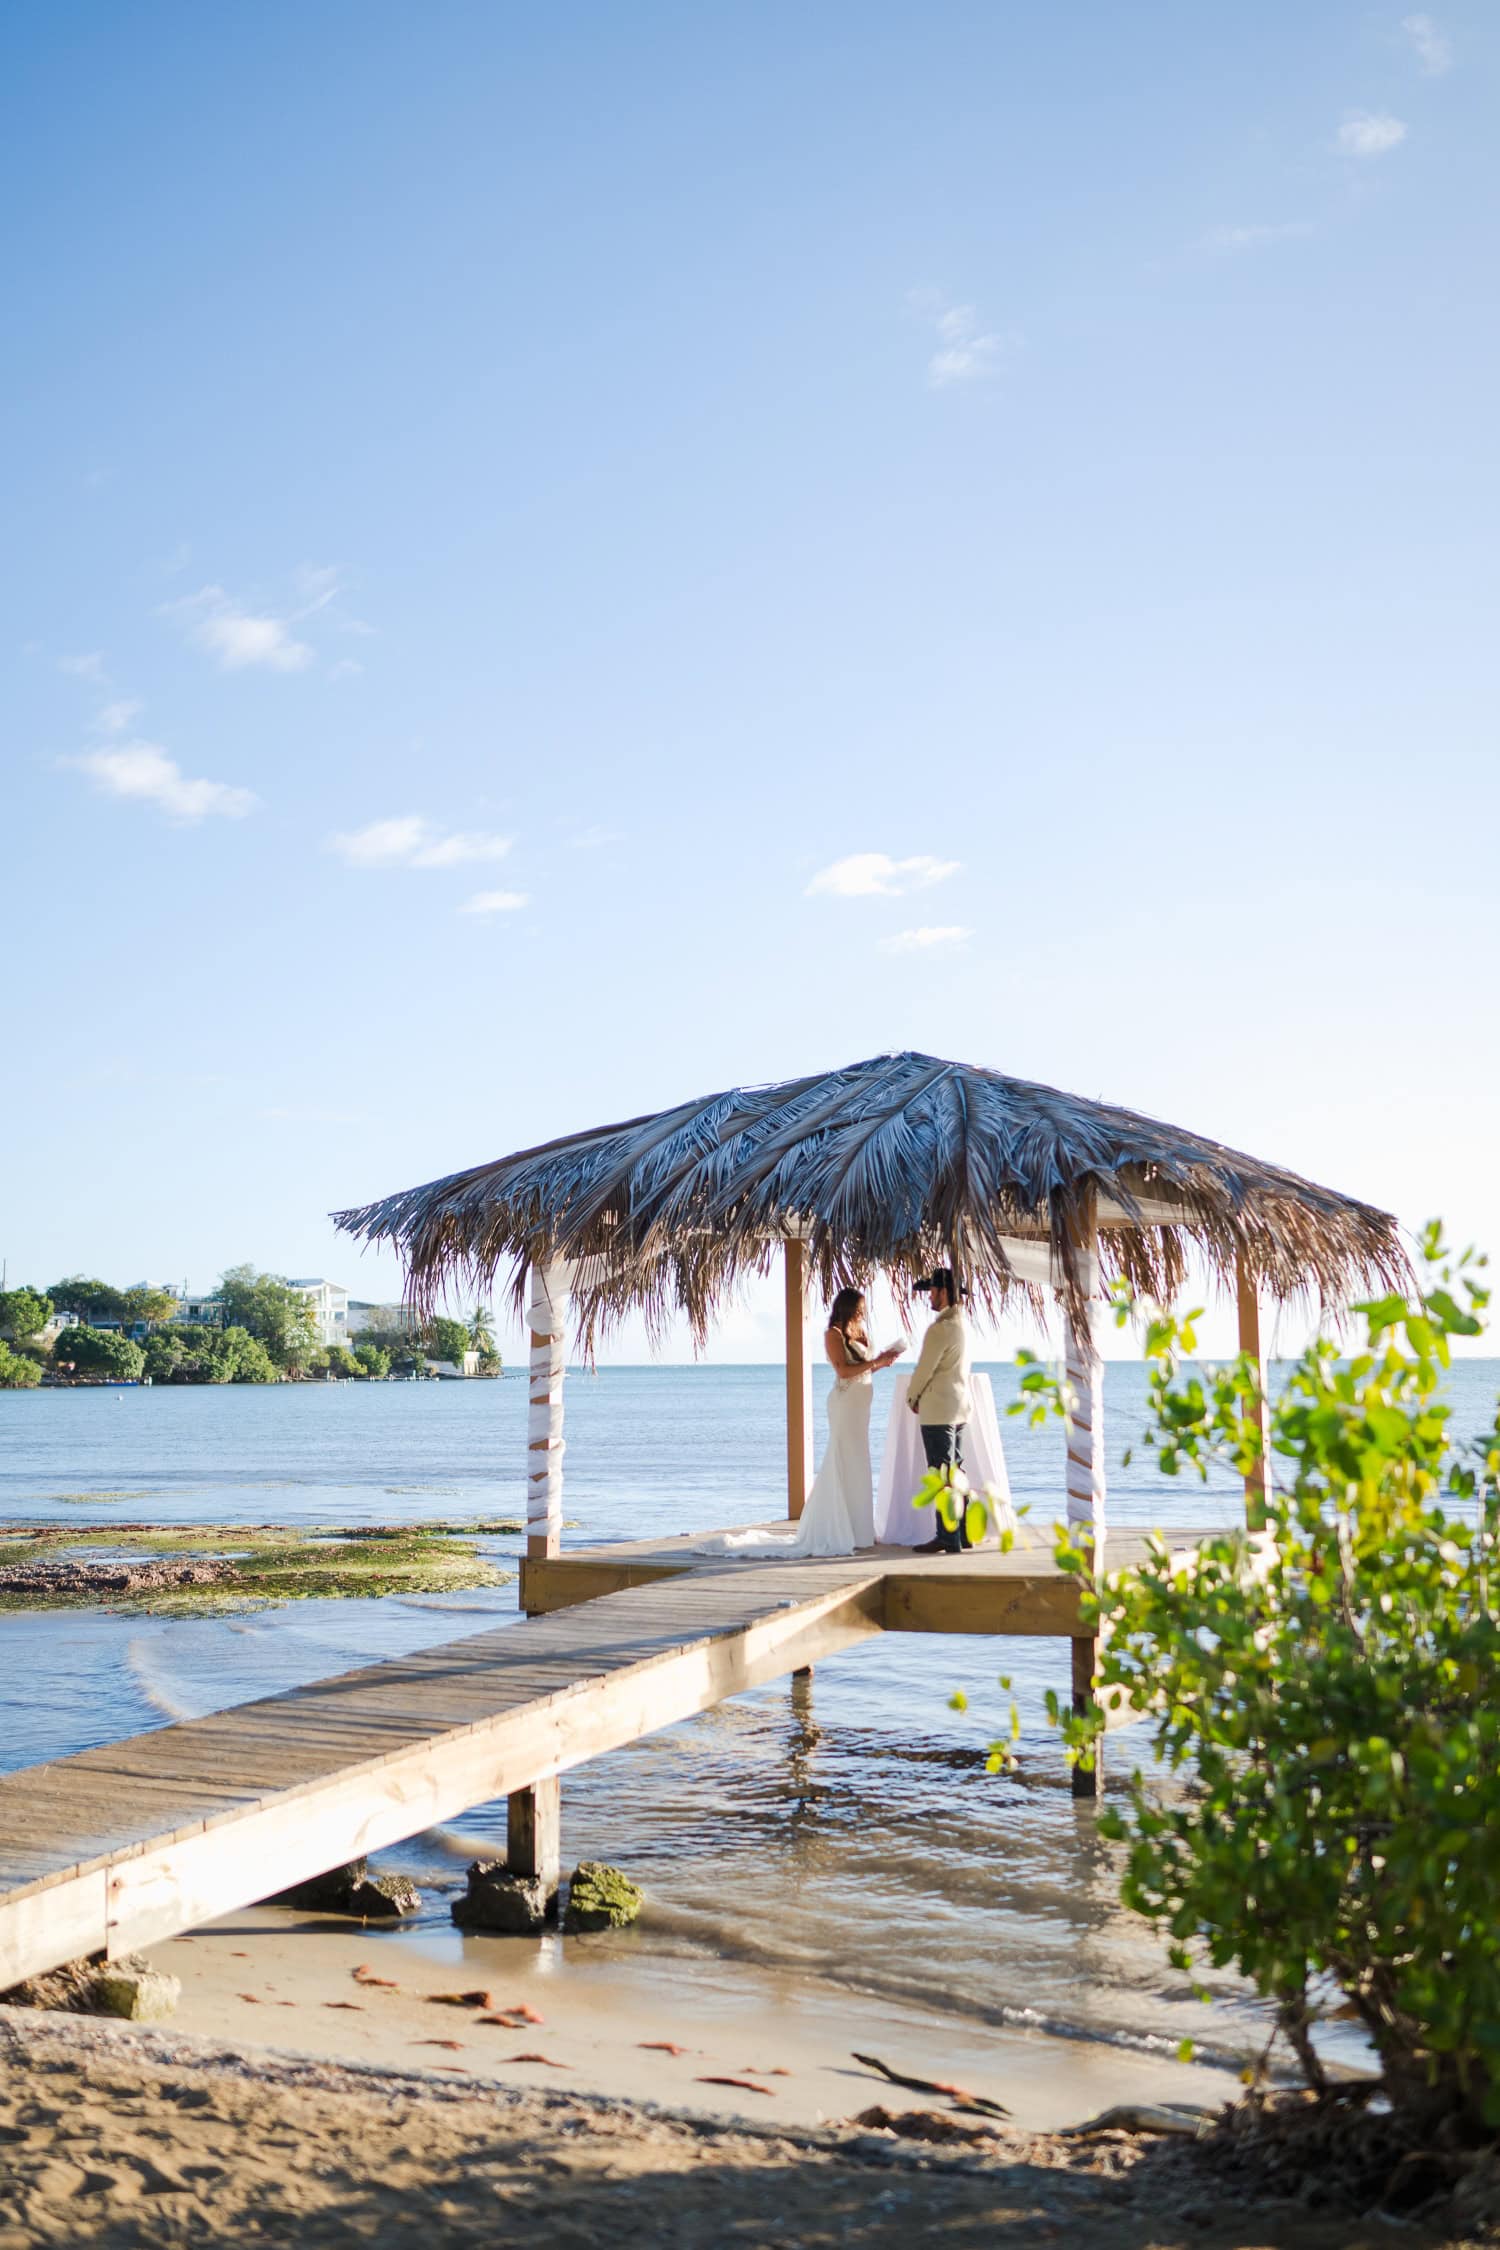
top-left (4, 1359), bottom-right (1497, 2075)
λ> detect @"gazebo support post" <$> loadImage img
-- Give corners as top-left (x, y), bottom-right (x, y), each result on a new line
top-left (1062, 1199), bottom-right (1106, 1801)
top-left (512, 1259), bottom-right (569, 1878)
top-left (524, 1260), bottom-right (568, 1592)
top-left (785, 1239), bottom-right (813, 1521)
top-left (1236, 1251), bottom-right (1272, 1532)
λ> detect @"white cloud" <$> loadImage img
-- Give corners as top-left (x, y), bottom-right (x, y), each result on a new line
top-left (459, 890), bottom-right (529, 916)
top-left (65, 742), bottom-right (257, 823)
top-left (879, 926), bottom-right (971, 954)
top-left (910, 290), bottom-right (1009, 388)
top-left (329, 816), bottom-right (514, 869)
top-left (162, 567), bottom-right (370, 675)
top-left (93, 699), bottom-right (143, 734)
top-left (59, 651), bottom-right (109, 682)
top-left (1337, 111), bottom-right (1408, 157)
top-left (166, 584), bottom-right (313, 672)
top-left (807, 852), bottom-right (960, 899)
top-left (1200, 221), bottom-right (1313, 255)
top-left (1402, 13), bottom-right (1452, 74)
top-left (327, 658), bottom-right (363, 681)
top-left (570, 823), bottom-right (622, 849)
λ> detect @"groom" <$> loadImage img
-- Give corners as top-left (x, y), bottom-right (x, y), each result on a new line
top-left (906, 1267), bottom-right (973, 1555)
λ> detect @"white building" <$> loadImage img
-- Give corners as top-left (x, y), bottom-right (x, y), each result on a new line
top-left (288, 1279), bottom-right (351, 1348)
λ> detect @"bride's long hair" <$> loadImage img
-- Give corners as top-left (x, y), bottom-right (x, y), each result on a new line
top-left (828, 1287), bottom-right (865, 1343)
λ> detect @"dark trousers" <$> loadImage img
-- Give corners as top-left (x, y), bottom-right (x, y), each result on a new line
top-left (921, 1422), bottom-right (970, 1551)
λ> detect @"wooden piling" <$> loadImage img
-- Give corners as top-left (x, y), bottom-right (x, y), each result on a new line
top-left (507, 1777), bottom-right (561, 1889)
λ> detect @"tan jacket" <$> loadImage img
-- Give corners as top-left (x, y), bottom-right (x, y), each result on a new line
top-left (906, 1305), bottom-right (972, 1428)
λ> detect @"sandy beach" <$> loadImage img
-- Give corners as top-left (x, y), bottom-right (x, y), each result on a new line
top-left (0, 2003), bottom-right (1455, 2250)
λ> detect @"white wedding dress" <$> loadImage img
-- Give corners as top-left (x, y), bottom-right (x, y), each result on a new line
top-left (697, 1362), bottom-right (875, 1558)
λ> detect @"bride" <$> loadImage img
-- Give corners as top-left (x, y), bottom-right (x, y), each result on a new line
top-left (698, 1289), bottom-right (902, 1558)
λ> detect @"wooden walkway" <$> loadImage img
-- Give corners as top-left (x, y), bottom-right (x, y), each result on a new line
top-left (0, 1526), bottom-right (1195, 1990)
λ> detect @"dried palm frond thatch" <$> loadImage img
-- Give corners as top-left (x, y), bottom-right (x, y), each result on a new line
top-left (332, 1051), bottom-right (1408, 1350)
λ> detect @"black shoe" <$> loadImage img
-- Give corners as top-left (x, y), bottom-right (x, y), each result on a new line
top-left (912, 1536), bottom-right (946, 1555)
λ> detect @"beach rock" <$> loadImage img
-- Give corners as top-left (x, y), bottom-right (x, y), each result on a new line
top-left (450, 1858), bottom-right (557, 1934)
top-left (563, 1861), bottom-right (642, 1932)
top-left (267, 1861), bottom-right (420, 1919)
top-left (91, 1957), bottom-right (181, 2022)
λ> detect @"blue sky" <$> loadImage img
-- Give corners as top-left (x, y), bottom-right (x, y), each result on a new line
top-left (4, 2), bottom-right (1496, 1361)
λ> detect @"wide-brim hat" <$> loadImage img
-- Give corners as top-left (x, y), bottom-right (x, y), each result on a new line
top-left (912, 1267), bottom-right (965, 1296)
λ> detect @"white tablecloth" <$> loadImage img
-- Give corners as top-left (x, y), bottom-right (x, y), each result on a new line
top-left (875, 1371), bottom-right (1016, 1546)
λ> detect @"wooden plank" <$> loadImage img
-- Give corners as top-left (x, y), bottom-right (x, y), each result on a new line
top-left (881, 1571), bottom-right (1083, 1637)
top-left (520, 1559), bottom-right (684, 1613)
top-left (0, 1869), bottom-right (108, 1990)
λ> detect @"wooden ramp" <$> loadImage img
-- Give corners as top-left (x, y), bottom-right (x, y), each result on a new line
top-left (0, 1526), bottom-right (1196, 1990)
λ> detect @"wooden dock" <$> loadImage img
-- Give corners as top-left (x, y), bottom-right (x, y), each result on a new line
top-left (0, 1526), bottom-right (1194, 1991)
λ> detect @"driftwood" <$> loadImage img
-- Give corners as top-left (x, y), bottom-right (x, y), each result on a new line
top-left (852, 2052), bottom-right (1010, 2119)
top-left (1060, 2102), bottom-right (1213, 2138)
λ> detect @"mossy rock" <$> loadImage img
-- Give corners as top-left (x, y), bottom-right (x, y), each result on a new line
top-left (564, 1861), bottom-right (642, 1932)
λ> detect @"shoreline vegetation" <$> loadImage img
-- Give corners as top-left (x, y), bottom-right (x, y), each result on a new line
top-left (0, 1269), bottom-right (502, 1389)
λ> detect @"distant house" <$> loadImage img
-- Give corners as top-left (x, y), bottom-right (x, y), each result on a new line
top-left (288, 1279), bottom-right (350, 1348)
top-left (171, 1292), bottom-right (225, 1330)
top-left (346, 1300), bottom-right (420, 1338)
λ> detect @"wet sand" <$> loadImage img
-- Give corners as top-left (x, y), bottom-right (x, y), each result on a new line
top-left (148, 1902), bottom-right (1247, 2134)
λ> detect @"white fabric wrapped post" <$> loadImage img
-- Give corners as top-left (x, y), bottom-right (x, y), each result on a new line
top-left (1062, 1297), bottom-right (1106, 1536)
top-left (1059, 1239), bottom-right (1105, 1800)
top-left (526, 1260), bottom-right (569, 1563)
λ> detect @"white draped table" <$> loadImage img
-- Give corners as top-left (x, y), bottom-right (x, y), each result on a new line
top-left (874, 1371), bottom-right (1016, 1547)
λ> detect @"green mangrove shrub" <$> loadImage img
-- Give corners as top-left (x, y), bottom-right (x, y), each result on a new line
top-left (1043, 1228), bottom-right (1500, 2132)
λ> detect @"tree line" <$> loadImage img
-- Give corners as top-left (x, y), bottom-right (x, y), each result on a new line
top-left (0, 1270), bottom-right (500, 1388)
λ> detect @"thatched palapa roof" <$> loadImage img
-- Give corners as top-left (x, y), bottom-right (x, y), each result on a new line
top-left (332, 1052), bottom-right (1407, 1350)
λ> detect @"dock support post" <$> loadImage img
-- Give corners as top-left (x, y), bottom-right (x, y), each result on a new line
top-left (1236, 1251), bottom-right (1271, 1532)
top-left (785, 1238), bottom-right (813, 1521)
top-left (1071, 1635), bottom-right (1103, 1800)
top-left (1061, 1192), bottom-right (1105, 1801)
top-left (507, 1775), bottom-right (561, 1896)
top-left (525, 1261), bottom-right (569, 1613)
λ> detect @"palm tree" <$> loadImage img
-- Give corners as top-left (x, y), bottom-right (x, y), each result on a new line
top-left (469, 1305), bottom-right (497, 1364)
